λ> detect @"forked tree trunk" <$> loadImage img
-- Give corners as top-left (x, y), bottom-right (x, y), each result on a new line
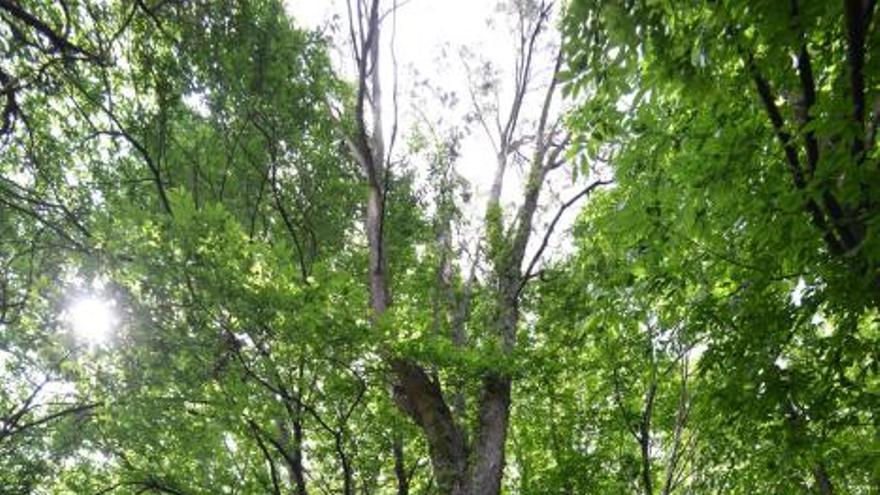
top-left (345, 2), bottom-right (570, 493)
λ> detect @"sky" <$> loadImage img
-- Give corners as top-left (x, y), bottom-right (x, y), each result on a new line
top-left (285, 0), bottom-right (597, 267)
top-left (286, 0), bottom-right (518, 194)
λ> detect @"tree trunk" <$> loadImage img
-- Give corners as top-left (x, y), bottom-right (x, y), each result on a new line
top-left (467, 372), bottom-right (512, 494)
top-left (275, 414), bottom-right (308, 495)
top-left (393, 432), bottom-right (409, 495)
top-left (347, 3), bottom-right (562, 493)
top-left (291, 417), bottom-right (308, 495)
top-left (337, 433), bottom-right (355, 495)
top-left (812, 463), bottom-right (834, 495)
top-left (391, 358), bottom-right (468, 494)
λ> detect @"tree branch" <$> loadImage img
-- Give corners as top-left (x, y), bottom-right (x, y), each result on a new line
top-left (794, 42), bottom-right (820, 176)
top-left (749, 61), bottom-right (849, 254)
top-left (519, 179), bottom-right (611, 294)
top-left (0, 0), bottom-right (97, 58)
top-left (843, 0), bottom-right (873, 160)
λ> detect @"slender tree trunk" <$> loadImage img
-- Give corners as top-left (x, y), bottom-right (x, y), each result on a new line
top-left (812, 463), bottom-right (834, 495)
top-left (639, 382), bottom-right (657, 495)
top-left (276, 413), bottom-right (308, 495)
top-left (291, 416), bottom-right (308, 495)
top-left (393, 432), bottom-right (410, 495)
top-left (660, 360), bottom-right (690, 495)
top-left (335, 432), bottom-right (355, 495)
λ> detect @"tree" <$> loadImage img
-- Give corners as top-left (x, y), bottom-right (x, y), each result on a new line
top-left (337, 1), bottom-right (611, 493)
top-left (559, 1), bottom-right (880, 493)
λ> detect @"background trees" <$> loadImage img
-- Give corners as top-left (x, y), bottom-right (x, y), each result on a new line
top-left (552, 1), bottom-right (879, 493)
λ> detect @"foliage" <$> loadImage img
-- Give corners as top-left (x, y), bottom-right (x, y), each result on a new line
top-left (0, 0), bottom-right (877, 494)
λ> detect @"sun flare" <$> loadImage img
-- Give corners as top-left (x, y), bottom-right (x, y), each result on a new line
top-left (66, 297), bottom-right (116, 344)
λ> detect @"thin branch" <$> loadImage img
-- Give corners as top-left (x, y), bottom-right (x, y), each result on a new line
top-left (345, 0), bottom-right (362, 68)
top-left (460, 55), bottom-right (500, 155)
top-left (610, 367), bottom-right (640, 442)
top-left (248, 115), bottom-right (310, 279)
top-left (378, 0), bottom-right (414, 23)
top-left (500, 2), bottom-right (551, 149)
top-left (0, 0), bottom-right (98, 58)
top-left (64, 76), bottom-right (174, 215)
top-left (133, 0), bottom-right (177, 43)
top-left (749, 60), bottom-right (849, 253)
top-left (519, 179), bottom-right (611, 292)
top-left (385, 0), bottom-right (400, 170)
top-left (534, 46), bottom-right (564, 155)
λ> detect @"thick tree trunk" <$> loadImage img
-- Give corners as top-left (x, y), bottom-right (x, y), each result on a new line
top-left (348, 3), bottom-right (562, 493)
top-left (353, 3), bottom-right (472, 492)
top-left (391, 358), bottom-right (468, 494)
top-left (466, 272), bottom-right (519, 491)
top-left (366, 180), bottom-right (388, 315)
top-left (468, 372), bottom-right (512, 494)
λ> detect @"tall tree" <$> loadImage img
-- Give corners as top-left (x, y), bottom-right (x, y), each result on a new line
top-left (338, 1), bottom-right (608, 493)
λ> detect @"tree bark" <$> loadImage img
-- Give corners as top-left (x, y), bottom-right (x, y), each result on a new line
top-left (468, 372), bottom-right (512, 494)
top-left (391, 358), bottom-right (468, 494)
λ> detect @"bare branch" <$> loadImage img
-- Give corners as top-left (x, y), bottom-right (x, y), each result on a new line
top-left (461, 55), bottom-right (500, 155)
top-left (385, 0), bottom-right (400, 170)
top-left (520, 179), bottom-right (611, 293)
top-left (499, 1), bottom-right (551, 150)
top-left (379, 0), bottom-right (414, 22)
top-left (534, 46), bottom-right (564, 155)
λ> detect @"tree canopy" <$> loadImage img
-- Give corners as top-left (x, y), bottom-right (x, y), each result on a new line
top-left (0, 0), bottom-right (877, 494)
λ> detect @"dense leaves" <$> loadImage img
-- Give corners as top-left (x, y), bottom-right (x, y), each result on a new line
top-left (0, 0), bottom-right (877, 494)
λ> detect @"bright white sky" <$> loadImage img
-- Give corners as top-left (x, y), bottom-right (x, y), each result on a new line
top-left (287, 0), bottom-right (513, 197)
